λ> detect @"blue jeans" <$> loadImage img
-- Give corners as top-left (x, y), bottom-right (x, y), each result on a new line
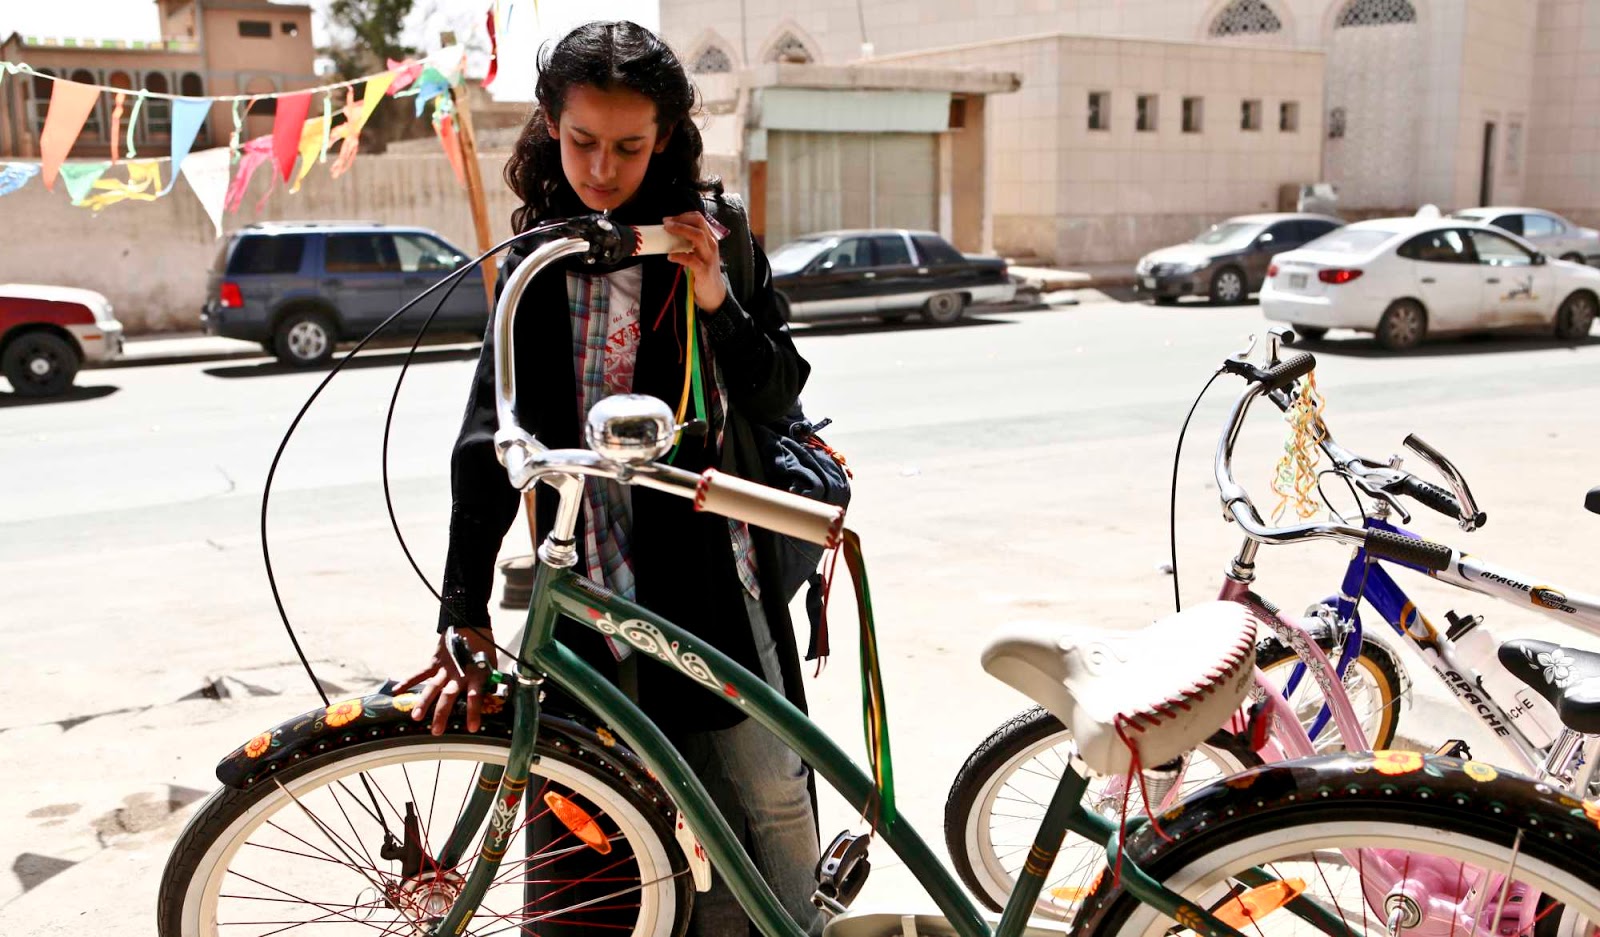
top-left (678, 594), bottom-right (823, 937)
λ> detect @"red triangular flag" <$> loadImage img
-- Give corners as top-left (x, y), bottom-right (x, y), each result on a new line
top-left (271, 92), bottom-right (313, 182)
top-left (483, 8), bottom-right (500, 89)
top-left (39, 80), bottom-right (103, 191)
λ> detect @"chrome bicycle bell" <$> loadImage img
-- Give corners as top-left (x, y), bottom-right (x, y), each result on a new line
top-left (585, 394), bottom-right (677, 464)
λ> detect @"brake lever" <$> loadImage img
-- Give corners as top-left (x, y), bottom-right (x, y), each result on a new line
top-left (1338, 460), bottom-right (1413, 524)
top-left (1403, 434), bottom-right (1485, 532)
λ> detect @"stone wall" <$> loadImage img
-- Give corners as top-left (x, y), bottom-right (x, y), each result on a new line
top-left (0, 153), bottom-right (525, 334)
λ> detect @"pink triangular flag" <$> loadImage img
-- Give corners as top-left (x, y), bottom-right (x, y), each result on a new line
top-left (39, 80), bottom-right (102, 191)
top-left (271, 91), bottom-right (313, 182)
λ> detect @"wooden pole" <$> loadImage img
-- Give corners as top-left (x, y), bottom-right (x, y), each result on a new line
top-left (452, 83), bottom-right (498, 312)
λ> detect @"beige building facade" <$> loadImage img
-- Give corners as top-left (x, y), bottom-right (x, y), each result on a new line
top-left (1, 0), bottom-right (317, 159)
top-left (665, 0), bottom-right (1599, 265)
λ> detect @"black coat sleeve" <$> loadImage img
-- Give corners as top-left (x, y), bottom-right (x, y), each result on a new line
top-left (701, 238), bottom-right (809, 423)
top-left (435, 261), bottom-right (525, 634)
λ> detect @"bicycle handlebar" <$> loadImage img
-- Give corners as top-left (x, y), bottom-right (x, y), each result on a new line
top-left (487, 215), bottom-right (845, 548)
top-left (1214, 351), bottom-right (1457, 572)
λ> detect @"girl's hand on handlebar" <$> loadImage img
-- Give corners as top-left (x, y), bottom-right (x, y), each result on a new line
top-left (664, 212), bottom-right (727, 313)
top-left (396, 627), bottom-right (497, 735)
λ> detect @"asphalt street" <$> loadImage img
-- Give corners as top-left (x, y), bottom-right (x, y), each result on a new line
top-left (3, 295), bottom-right (1599, 933)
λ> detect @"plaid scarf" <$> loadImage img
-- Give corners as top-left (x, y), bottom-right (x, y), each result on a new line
top-left (569, 271), bottom-right (760, 660)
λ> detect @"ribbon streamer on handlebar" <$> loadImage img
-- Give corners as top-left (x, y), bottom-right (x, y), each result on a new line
top-left (1270, 373), bottom-right (1328, 523)
top-left (839, 529), bottom-right (896, 828)
top-left (666, 270), bottom-right (708, 464)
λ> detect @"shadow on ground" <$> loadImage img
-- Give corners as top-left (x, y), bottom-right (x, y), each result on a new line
top-left (203, 346), bottom-right (480, 379)
top-left (0, 384), bottom-right (119, 407)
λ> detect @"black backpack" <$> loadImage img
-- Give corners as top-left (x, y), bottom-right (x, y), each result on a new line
top-left (708, 194), bottom-right (852, 656)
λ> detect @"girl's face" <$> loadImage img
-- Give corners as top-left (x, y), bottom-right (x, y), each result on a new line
top-left (548, 84), bottom-right (670, 212)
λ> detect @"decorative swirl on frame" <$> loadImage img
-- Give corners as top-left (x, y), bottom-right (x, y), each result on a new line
top-left (594, 615), bottom-right (722, 694)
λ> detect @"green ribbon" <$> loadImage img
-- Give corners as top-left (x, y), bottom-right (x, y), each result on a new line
top-left (843, 530), bottom-right (895, 827)
top-left (125, 92), bottom-right (145, 159)
top-left (229, 98), bottom-right (245, 166)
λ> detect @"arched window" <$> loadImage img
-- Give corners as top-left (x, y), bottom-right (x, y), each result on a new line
top-left (144, 72), bottom-right (172, 138)
top-left (180, 72), bottom-right (207, 140)
top-left (70, 69), bottom-right (103, 138)
top-left (766, 33), bottom-right (814, 64)
top-left (29, 69), bottom-right (56, 132)
top-left (1210, 0), bottom-right (1283, 36)
top-left (1335, 0), bottom-right (1417, 27)
top-left (693, 45), bottom-right (734, 73)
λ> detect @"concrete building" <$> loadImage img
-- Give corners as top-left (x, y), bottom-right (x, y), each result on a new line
top-left (1, 0), bottom-right (317, 159)
top-left (663, 0), bottom-right (1589, 266)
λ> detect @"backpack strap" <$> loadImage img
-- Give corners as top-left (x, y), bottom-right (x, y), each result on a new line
top-left (706, 192), bottom-right (756, 312)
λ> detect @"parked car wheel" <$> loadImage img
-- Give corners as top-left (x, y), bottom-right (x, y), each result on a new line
top-left (1208, 266), bottom-right (1246, 305)
top-left (1292, 325), bottom-right (1329, 342)
top-left (1562, 252), bottom-right (1586, 264)
top-left (922, 292), bottom-right (966, 325)
top-left (1554, 290), bottom-right (1597, 341)
top-left (1376, 299), bottom-right (1427, 351)
top-left (2, 330), bottom-right (79, 396)
top-left (273, 309), bottom-right (337, 366)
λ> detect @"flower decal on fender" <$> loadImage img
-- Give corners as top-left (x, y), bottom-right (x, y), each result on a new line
top-left (1372, 750), bottom-right (1424, 776)
top-left (324, 698), bottom-right (365, 728)
top-left (481, 693), bottom-right (506, 715)
top-left (244, 731), bottom-right (274, 759)
top-left (1583, 800), bottom-right (1600, 830)
top-left (595, 727), bottom-right (617, 748)
top-left (390, 693), bottom-right (418, 713)
top-left (1461, 761), bottom-right (1498, 783)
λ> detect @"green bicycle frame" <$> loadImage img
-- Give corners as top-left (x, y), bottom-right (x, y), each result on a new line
top-left (420, 553), bottom-right (1271, 937)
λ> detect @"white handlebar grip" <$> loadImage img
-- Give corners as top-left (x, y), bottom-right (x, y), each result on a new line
top-left (634, 225), bottom-right (693, 257)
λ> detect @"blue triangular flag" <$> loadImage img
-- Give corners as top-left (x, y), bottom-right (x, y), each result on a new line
top-left (161, 97), bottom-right (211, 195)
top-left (0, 162), bottom-right (40, 197)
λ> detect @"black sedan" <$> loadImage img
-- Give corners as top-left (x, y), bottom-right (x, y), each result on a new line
top-left (767, 229), bottom-right (1016, 325)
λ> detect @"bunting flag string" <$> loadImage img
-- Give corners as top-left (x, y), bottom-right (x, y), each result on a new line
top-left (0, 41), bottom-right (471, 230)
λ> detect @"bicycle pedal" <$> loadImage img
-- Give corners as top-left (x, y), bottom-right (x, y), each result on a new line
top-left (1432, 739), bottom-right (1472, 759)
top-left (812, 830), bottom-right (871, 916)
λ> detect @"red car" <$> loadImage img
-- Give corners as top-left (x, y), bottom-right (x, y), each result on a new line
top-left (0, 284), bottom-right (124, 396)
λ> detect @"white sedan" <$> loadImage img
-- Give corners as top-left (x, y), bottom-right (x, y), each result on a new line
top-left (1261, 217), bottom-right (1600, 350)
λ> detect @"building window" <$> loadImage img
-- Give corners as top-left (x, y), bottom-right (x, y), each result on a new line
top-left (1279, 101), bottom-right (1299, 132)
top-left (1335, 0), bottom-right (1417, 28)
top-left (765, 33), bottom-right (813, 64)
top-left (1506, 122), bottom-right (1523, 176)
top-left (1088, 91), bottom-right (1110, 131)
top-left (1182, 96), bottom-right (1204, 133)
top-left (29, 70), bottom-right (56, 133)
top-left (1209, 0), bottom-right (1283, 36)
top-left (1241, 99), bottom-right (1262, 131)
top-left (144, 72), bottom-right (172, 137)
top-left (281, 21), bottom-right (300, 37)
top-left (1328, 106), bottom-right (1347, 139)
top-left (239, 19), bottom-right (273, 38)
top-left (70, 69), bottom-right (103, 139)
top-left (1136, 94), bottom-right (1158, 132)
top-left (180, 72), bottom-right (207, 137)
top-left (692, 45), bottom-right (733, 73)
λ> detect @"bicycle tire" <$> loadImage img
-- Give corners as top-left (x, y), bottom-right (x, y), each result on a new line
top-left (1254, 625), bottom-right (1403, 752)
top-left (943, 707), bottom-right (1258, 919)
top-left (1078, 752), bottom-right (1600, 937)
top-left (158, 733), bottom-right (692, 937)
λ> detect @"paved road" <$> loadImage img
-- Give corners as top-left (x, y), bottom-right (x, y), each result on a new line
top-left (3, 297), bottom-right (1599, 932)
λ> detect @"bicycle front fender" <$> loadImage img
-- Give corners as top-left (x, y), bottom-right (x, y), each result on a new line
top-left (213, 685), bottom-right (663, 810)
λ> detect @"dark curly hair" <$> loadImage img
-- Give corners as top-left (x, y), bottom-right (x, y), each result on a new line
top-left (504, 21), bottom-right (721, 233)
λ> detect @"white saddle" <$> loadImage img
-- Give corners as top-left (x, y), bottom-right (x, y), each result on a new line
top-left (981, 601), bottom-right (1259, 777)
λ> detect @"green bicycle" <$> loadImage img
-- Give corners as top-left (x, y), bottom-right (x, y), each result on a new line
top-left (159, 217), bottom-right (1600, 937)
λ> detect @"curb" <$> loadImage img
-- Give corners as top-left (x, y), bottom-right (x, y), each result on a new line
top-left (100, 347), bottom-right (270, 369)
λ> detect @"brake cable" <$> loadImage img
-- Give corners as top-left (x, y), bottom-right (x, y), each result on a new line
top-left (261, 220), bottom-right (574, 709)
top-left (1167, 368), bottom-right (1225, 614)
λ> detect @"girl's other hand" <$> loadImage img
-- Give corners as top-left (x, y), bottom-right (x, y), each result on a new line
top-left (664, 212), bottom-right (727, 313)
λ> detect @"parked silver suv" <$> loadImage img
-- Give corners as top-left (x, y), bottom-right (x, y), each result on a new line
top-left (202, 221), bottom-right (486, 366)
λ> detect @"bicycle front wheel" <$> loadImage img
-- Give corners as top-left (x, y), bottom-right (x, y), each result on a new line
top-left (1079, 752), bottom-right (1600, 937)
top-left (159, 733), bottom-right (690, 937)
